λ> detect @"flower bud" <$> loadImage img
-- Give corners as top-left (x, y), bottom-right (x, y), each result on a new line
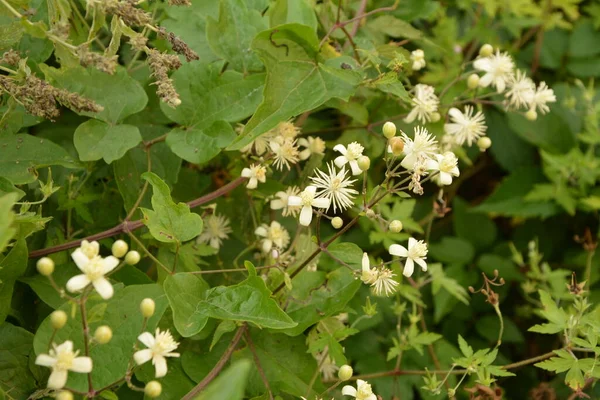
top-left (389, 220), bottom-right (403, 233)
top-left (525, 109), bottom-right (537, 121)
top-left (94, 325), bottom-right (113, 344)
top-left (477, 137), bottom-right (492, 151)
top-left (140, 298), bottom-right (155, 318)
top-left (357, 156), bottom-right (371, 171)
top-left (36, 257), bottom-right (55, 276)
top-left (338, 364), bottom-right (353, 381)
top-left (111, 240), bottom-right (128, 258)
top-left (331, 217), bottom-right (343, 229)
top-left (56, 391), bottom-right (74, 400)
top-left (382, 121), bottom-right (397, 138)
top-left (144, 381), bottom-right (162, 398)
top-left (171, 98), bottom-right (182, 107)
top-left (479, 44), bottom-right (493, 57)
top-left (50, 310), bottom-right (68, 330)
top-left (430, 112), bottom-right (441, 123)
top-left (271, 249), bottom-right (279, 259)
top-left (125, 250), bottom-right (141, 265)
top-left (388, 137), bottom-right (404, 156)
top-left (448, 388), bottom-right (456, 397)
top-left (467, 74), bottom-right (480, 89)
top-left (365, 209), bottom-right (376, 219)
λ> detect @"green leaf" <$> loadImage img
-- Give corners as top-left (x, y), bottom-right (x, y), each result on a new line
top-left (195, 360), bottom-right (252, 400)
top-left (535, 349), bottom-right (589, 391)
top-left (457, 334), bottom-right (473, 357)
top-left (140, 172), bottom-right (203, 243)
top-left (136, 358), bottom-right (194, 400)
top-left (165, 121), bottom-right (236, 165)
top-left (210, 320), bottom-right (237, 351)
top-left (33, 284), bottom-right (168, 392)
top-left (164, 273), bottom-right (210, 337)
top-left (74, 119), bottom-right (142, 164)
top-left (160, 62), bottom-right (265, 128)
top-left (206, 0), bottom-right (267, 73)
top-left (268, 0), bottom-right (318, 31)
top-left (40, 65), bottom-right (148, 124)
top-left (0, 177), bottom-right (24, 200)
top-left (429, 263), bottom-right (469, 305)
top-left (229, 23), bottom-right (362, 150)
top-left (0, 323), bottom-right (38, 399)
top-left (326, 242), bottom-right (363, 268)
top-left (453, 197), bottom-right (497, 250)
top-left (507, 111), bottom-right (576, 154)
top-left (0, 193), bottom-right (18, 253)
top-left (0, 239), bottom-right (27, 324)
top-left (428, 237), bottom-right (475, 265)
top-left (569, 19), bottom-right (600, 58)
top-left (529, 290), bottom-right (568, 334)
top-left (368, 15), bottom-right (424, 40)
top-left (0, 134), bottom-right (80, 184)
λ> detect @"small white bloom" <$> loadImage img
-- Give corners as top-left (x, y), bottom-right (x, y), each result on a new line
top-left (270, 186), bottom-right (302, 217)
top-left (287, 185), bottom-right (330, 226)
top-left (333, 142), bottom-right (364, 176)
top-left (410, 49), bottom-right (426, 70)
top-left (342, 379), bottom-right (376, 400)
top-left (241, 164), bottom-right (266, 189)
top-left (389, 238), bottom-right (429, 277)
top-left (134, 328), bottom-right (180, 378)
top-left (298, 136), bottom-right (326, 160)
top-left (526, 81), bottom-right (556, 115)
top-left (505, 69), bottom-right (535, 110)
top-left (372, 268), bottom-right (399, 297)
top-left (255, 221), bottom-right (290, 253)
top-left (197, 213), bottom-right (232, 250)
top-left (316, 352), bottom-right (339, 381)
top-left (270, 137), bottom-right (299, 171)
top-left (426, 152), bottom-right (460, 186)
top-left (310, 162), bottom-right (358, 213)
top-left (35, 341), bottom-right (92, 389)
top-left (473, 50), bottom-right (515, 93)
top-left (240, 131), bottom-right (274, 155)
top-left (360, 252), bottom-right (377, 285)
top-left (66, 247), bottom-right (119, 300)
top-left (80, 240), bottom-right (100, 259)
top-left (404, 84), bottom-right (439, 124)
top-left (443, 106), bottom-right (487, 147)
top-left (276, 120), bottom-right (301, 139)
top-left (400, 126), bottom-right (438, 170)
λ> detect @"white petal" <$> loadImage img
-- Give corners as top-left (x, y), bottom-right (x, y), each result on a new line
top-left (366, 395), bottom-right (377, 400)
top-left (425, 159), bottom-right (439, 171)
top-left (349, 160), bottom-right (362, 176)
top-left (400, 154), bottom-right (416, 170)
top-left (389, 244), bottom-right (408, 257)
top-left (451, 166), bottom-right (460, 176)
top-left (138, 332), bottom-right (156, 348)
top-left (92, 277), bottom-right (114, 300)
top-left (312, 198), bottom-right (330, 209)
top-left (70, 357), bottom-right (93, 373)
top-left (408, 237), bottom-right (417, 248)
top-left (299, 148), bottom-right (311, 160)
top-left (134, 349), bottom-right (153, 365)
top-left (299, 206), bottom-right (313, 226)
top-left (362, 253), bottom-right (370, 271)
top-left (35, 354), bottom-right (57, 367)
top-left (58, 341), bottom-right (74, 353)
top-left (478, 73), bottom-right (493, 88)
top-left (287, 196), bottom-right (302, 206)
top-left (439, 171), bottom-right (452, 186)
top-left (404, 108), bottom-right (417, 124)
top-left (47, 369), bottom-right (68, 389)
top-left (254, 226), bottom-right (268, 237)
top-left (66, 274), bottom-right (91, 293)
top-left (241, 168), bottom-right (251, 178)
top-left (261, 240), bottom-right (273, 253)
top-left (305, 185), bottom-right (317, 195)
top-left (333, 144), bottom-right (347, 155)
top-left (473, 58), bottom-right (491, 72)
top-left (334, 155), bottom-right (348, 168)
top-left (447, 108), bottom-right (462, 120)
top-left (341, 385), bottom-right (357, 397)
top-left (403, 258), bottom-right (415, 277)
top-left (70, 249), bottom-right (89, 271)
top-left (246, 177), bottom-right (257, 189)
top-left (415, 258), bottom-right (428, 272)
top-left (153, 355), bottom-right (168, 378)
top-left (102, 256), bottom-right (120, 274)
top-left (496, 78), bottom-right (506, 93)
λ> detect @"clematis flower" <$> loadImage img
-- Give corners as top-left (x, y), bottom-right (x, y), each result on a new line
top-left (35, 341), bottom-right (92, 389)
top-left (410, 49), bottom-right (426, 70)
top-left (426, 152), bottom-right (460, 186)
top-left (241, 164), bottom-right (266, 189)
top-left (474, 50), bottom-right (515, 93)
top-left (389, 238), bottom-right (429, 277)
top-left (134, 329), bottom-right (180, 378)
top-left (333, 142), bottom-right (364, 175)
top-left (255, 221), bottom-right (290, 253)
top-left (526, 81), bottom-right (556, 115)
top-left (298, 136), bottom-right (326, 160)
top-left (404, 84), bottom-right (439, 124)
top-left (400, 126), bottom-right (438, 170)
top-left (310, 162), bottom-right (358, 213)
top-left (66, 245), bottom-right (119, 300)
top-left (287, 185), bottom-right (330, 226)
top-left (197, 213), bottom-right (232, 250)
top-left (443, 106), bottom-right (487, 147)
top-left (270, 186), bottom-right (302, 217)
top-left (342, 379), bottom-right (377, 400)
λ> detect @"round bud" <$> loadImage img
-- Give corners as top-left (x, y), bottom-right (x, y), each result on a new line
top-left (357, 156), bottom-right (371, 171)
top-left (36, 257), bottom-right (55, 276)
top-left (388, 137), bottom-right (405, 156)
top-left (479, 44), bottom-right (493, 57)
top-left (389, 220), bottom-right (403, 233)
top-left (172, 98), bottom-right (182, 107)
top-left (125, 250), bottom-right (141, 265)
top-left (382, 121), bottom-right (397, 139)
top-left (271, 249), bottom-right (279, 259)
top-left (144, 381), bottom-right (162, 398)
top-left (50, 310), bottom-right (68, 330)
top-left (140, 298), bottom-right (156, 318)
top-left (331, 217), bottom-right (343, 230)
top-left (365, 209), bottom-right (376, 219)
top-left (338, 364), bottom-right (353, 381)
top-left (467, 74), bottom-right (480, 89)
top-left (94, 325), bottom-right (113, 344)
top-left (111, 240), bottom-right (129, 258)
top-left (477, 137), bottom-right (492, 151)
top-left (56, 391), bottom-right (74, 400)
top-left (525, 109), bottom-right (537, 121)
top-left (430, 112), bottom-right (441, 123)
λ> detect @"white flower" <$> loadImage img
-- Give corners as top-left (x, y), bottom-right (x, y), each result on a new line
top-left (276, 121), bottom-right (300, 139)
top-left (404, 84), bottom-right (439, 124)
top-left (443, 106), bottom-right (487, 147)
top-left (298, 136), bottom-right (326, 160)
top-left (426, 152), bottom-right (460, 186)
top-left (35, 341), bottom-right (92, 389)
top-left (287, 185), bottom-right (330, 226)
top-left (255, 221), bottom-right (290, 253)
top-left (505, 69), bottom-right (535, 110)
top-left (360, 252), bottom-right (377, 285)
top-left (197, 213), bottom-right (232, 250)
top-left (342, 379), bottom-right (376, 400)
top-left (310, 162), bottom-right (358, 213)
top-left (400, 126), bottom-right (438, 170)
top-left (333, 142), bottom-right (364, 176)
top-left (372, 268), bottom-right (399, 296)
top-left (526, 81), bottom-right (556, 115)
top-left (270, 186), bottom-right (302, 217)
top-left (66, 247), bottom-right (119, 300)
top-left (410, 49), bottom-right (426, 70)
top-left (316, 352), bottom-right (339, 381)
top-left (241, 164), bottom-right (266, 189)
top-left (80, 240), bottom-right (99, 259)
top-left (134, 328), bottom-right (180, 378)
top-left (240, 132), bottom-right (274, 155)
top-left (270, 137), bottom-right (299, 170)
top-left (474, 50), bottom-right (515, 93)
top-left (389, 238), bottom-right (428, 277)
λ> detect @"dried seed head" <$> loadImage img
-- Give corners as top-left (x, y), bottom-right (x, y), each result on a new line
top-left (78, 48), bottom-right (118, 74)
top-left (168, 0), bottom-right (191, 5)
top-left (105, 0), bottom-right (152, 27)
top-left (157, 27), bottom-right (199, 62)
top-left (1, 49), bottom-right (21, 66)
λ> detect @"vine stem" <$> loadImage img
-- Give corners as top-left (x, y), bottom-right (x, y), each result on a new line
top-left (181, 325), bottom-right (247, 400)
top-left (245, 330), bottom-right (274, 400)
top-left (80, 290), bottom-right (94, 396)
top-left (29, 177), bottom-right (247, 258)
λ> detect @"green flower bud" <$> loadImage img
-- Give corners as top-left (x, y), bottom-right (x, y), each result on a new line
top-left (338, 364), bottom-right (353, 381)
top-left (94, 325), bottom-right (113, 344)
top-left (125, 250), bottom-right (141, 265)
top-left (430, 112), bottom-right (441, 122)
top-left (357, 156), bottom-right (371, 171)
top-left (140, 298), bottom-right (156, 318)
top-left (382, 121), bottom-right (397, 139)
top-left (145, 381), bottom-right (162, 398)
top-left (389, 137), bottom-right (405, 156)
top-left (479, 44), bottom-right (493, 57)
top-left (50, 310), bottom-right (68, 330)
top-left (525, 109), bottom-right (537, 121)
top-left (331, 217), bottom-right (343, 229)
top-left (36, 257), bottom-right (55, 276)
top-left (56, 391), bottom-right (74, 400)
top-left (467, 74), bottom-right (480, 89)
top-left (477, 137), bottom-right (492, 151)
top-left (111, 240), bottom-right (128, 258)
top-left (389, 220), bottom-right (403, 233)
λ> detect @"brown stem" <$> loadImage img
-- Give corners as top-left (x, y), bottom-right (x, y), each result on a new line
top-left (244, 330), bottom-right (274, 400)
top-left (124, 148), bottom-right (152, 222)
top-left (181, 325), bottom-right (247, 400)
top-left (29, 177), bottom-right (247, 259)
top-left (80, 291), bottom-right (94, 396)
top-left (531, 26), bottom-right (545, 75)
